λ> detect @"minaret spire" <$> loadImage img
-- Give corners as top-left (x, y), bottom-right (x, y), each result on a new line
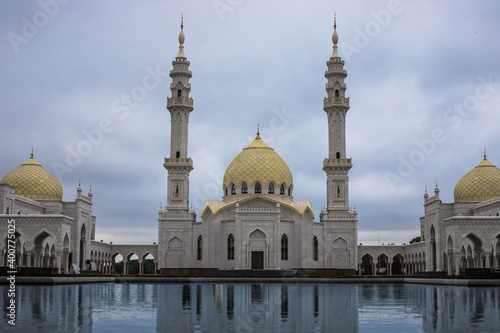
top-left (256, 122), bottom-right (260, 139)
top-left (176, 13), bottom-right (187, 60)
top-left (331, 12), bottom-right (340, 59)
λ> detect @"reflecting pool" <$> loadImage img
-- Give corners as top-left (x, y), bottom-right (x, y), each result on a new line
top-left (1, 282), bottom-right (500, 332)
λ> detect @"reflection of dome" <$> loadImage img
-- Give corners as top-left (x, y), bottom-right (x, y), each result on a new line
top-left (1, 153), bottom-right (63, 200)
top-left (454, 155), bottom-right (500, 202)
top-left (223, 133), bottom-right (293, 189)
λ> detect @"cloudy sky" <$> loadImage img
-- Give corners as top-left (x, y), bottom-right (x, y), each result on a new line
top-left (1, 0), bottom-right (500, 245)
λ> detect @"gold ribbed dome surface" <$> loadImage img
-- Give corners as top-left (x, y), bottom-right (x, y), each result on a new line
top-left (223, 135), bottom-right (293, 188)
top-left (454, 156), bottom-right (500, 202)
top-left (1, 154), bottom-right (63, 200)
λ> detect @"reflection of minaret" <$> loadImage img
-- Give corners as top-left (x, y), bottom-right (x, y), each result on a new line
top-left (320, 14), bottom-right (358, 271)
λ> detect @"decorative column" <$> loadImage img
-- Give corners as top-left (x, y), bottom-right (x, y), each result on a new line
top-left (454, 253), bottom-right (461, 276)
top-left (63, 251), bottom-right (69, 274)
top-left (447, 251), bottom-right (453, 276)
top-left (56, 252), bottom-right (62, 274)
top-left (484, 253), bottom-right (491, 268)
top-left (388, 258), bottom-right (393, 276)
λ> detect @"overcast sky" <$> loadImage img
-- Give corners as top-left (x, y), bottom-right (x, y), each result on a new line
top-left (1, 0), bottom-right (500, 245)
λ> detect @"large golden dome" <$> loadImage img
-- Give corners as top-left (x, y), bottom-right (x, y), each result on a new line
top-left (223, 134), bottom-right (293, 188)
top-left (1, 153), bottom-right (63, 200)
top-left (454, 155), bottom-right (500, 202)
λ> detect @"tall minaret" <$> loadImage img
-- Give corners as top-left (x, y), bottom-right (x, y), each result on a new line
top-left (323, 13), bottom-right (352, 212)
top-left (164, 14), bottom-right (194, 211)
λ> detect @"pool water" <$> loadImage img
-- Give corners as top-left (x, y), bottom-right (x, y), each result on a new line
top-left (1, 282), bottom-right (499, 332)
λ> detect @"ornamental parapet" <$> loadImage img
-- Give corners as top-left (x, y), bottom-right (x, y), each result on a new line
top-left (323, 96), bottom-right (349, 107)
top-left (167, 97), bottom-right (194, 106)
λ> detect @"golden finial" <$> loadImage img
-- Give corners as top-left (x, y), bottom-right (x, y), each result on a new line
top-left (30, 146), bottom-right (34, 159)
top-left (334, 12), bottom-right (336, 29)
top-left (256, 122), bottom-right (260, 139)
top-left (484, 146), bottom-right (487, 159)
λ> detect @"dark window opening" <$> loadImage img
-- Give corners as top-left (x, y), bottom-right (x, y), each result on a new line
top-left (313, 236), bottom-right (318, 261)
top-left (336, 152), bottom-right (340, 159)
top-left (177, 89), bottom-right (182, 97)
top-left (5, 207), bottom-right (9, 214)
top-left (337, 186), bottom-right (341, 194)
top-left (197, 236), bottom-right (203, 260)
top-left (176, 151), bottom-right (180, 158)
top-left (231, 184), bottom-right (236, 195)
top-left (175, 185), bottom-right (179, 194)
top-left (288, 187), bottom-right (291, 196)
top-left (268, 183), bottom-right (274, 194)
top-left (225, 187), bottom-right (228, 196)
top-left (255, 183), bottom-right (261, 194)
top-left (280, 184), bottom-right (285, 195)
top-left (281, 234), bottom-right (288, 260)
top-left (335, 89), bottom-right (339, 97)
top-left (242, 183), bottom-right (248, 194)
top-left (227, 234), bottom-right (234, 260)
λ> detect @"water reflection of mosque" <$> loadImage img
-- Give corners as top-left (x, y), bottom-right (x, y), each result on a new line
top-left (158, 283), bottom-right (359, 332)
top-left (156, 283), bottom-right (500, 332)
top-left (3, 283), bottom-right (500, 332)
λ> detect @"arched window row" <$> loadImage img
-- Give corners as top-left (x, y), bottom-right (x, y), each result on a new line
top-left (225, 182), bottom-right (293, 196)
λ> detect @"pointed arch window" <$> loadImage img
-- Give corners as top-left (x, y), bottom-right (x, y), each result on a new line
top-left (231, 184), bottom-right (236, 195)
top-left (255, 183), bottom-right (261, 194)
top-left (268, 183), bottom-right (274, 194)
top-left (281, 234), bottom-right (288, 260)
top-left (225, 187), bottom-right (228, 196)
top-left (5, 207), bottom-right (9, 214)
top-left (177, 89), bottom-right (182, 97)
top-left (280, 183), bottom-right (285, 195)
top-left (313, 236), bottom-right (318, 261)
top-left (288, 187), bottom-right (291, 196)
top-left (227, 234), bottom-right (234, 260)
top-left (335, 89), bottom-right (339, 97)
top-left (197, 236), bottom-right (203, 261)
top-left (241, 182), bottom-right (248, 194)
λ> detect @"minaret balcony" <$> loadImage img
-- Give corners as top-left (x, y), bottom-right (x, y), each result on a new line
top-left (167, 97), bottom-right (194, 106)
top-left (164, 157), bottom-right (194, 171)
top-left (323, 158), bottom-right (352, 172)
top-left (323, 158), bottom-right (352, 165)
top-left (323, 96), bottom-right (349, 107)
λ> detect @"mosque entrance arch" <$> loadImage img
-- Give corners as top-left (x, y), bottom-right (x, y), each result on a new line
top-left (249, 229), bottom-right (266, 269)
top-left (251, 251), bottom-right (264, 269)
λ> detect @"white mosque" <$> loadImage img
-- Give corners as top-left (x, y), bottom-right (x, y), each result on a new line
top-left (1, 17), bottom-right (499, 276)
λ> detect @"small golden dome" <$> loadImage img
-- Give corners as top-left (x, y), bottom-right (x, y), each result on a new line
top-left (454, 156), bottom-right (500, 202)
top-left (1, 153), bottom-right (63, 200)
top-left (223, 134), bottom-right (293, 189)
